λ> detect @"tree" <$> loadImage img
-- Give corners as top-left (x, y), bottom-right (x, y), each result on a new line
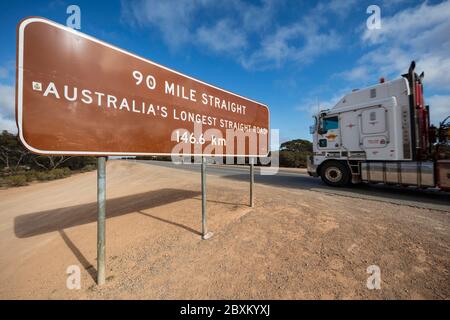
top-left (63, 156), bottom-right (97, 170)
top-left (0, 130), bottom-right (97, 172)
top-left (32, 155), bottom-right (73, 170)
top-left (279, 139), bottom-right (313, 168)
top-left (0, 131), bottom-right (30, 170)
top-left (280, 139), bottom-right (312, 153)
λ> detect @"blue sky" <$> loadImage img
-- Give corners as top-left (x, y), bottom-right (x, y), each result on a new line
top-left (0, 0), bottom-right (449, 143)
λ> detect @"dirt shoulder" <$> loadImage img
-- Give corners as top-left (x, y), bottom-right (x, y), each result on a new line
top-left (0, 160), bottom-right (448, 299)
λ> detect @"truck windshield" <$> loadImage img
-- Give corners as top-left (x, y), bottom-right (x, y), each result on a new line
top-left (323, 116), bottom-right (339, 131)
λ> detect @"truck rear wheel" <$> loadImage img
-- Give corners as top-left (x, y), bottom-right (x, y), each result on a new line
top-left (320, 161), bottom-right (351, 187)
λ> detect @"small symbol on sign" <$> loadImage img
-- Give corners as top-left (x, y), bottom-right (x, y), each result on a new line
top-left (347, 123), bottom-right (355, 128)
top-left (32, 82), bottom-right (42, 91)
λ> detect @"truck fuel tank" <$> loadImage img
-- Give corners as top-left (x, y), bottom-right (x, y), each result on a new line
top-left (436, 160), bottom-right (450, 190)
top-left (361, 161), bottom-right (435, 187)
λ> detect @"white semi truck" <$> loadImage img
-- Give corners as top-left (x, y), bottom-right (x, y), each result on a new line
top-left (307, 61), bottom-right (450, 190)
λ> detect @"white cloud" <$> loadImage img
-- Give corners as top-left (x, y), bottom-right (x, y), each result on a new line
top-left (346, 1), bottom-right (450, 90)
top-left (0, 61), bottom-right (14, 80)
top-left (338, 65), bottom-right (371, 82)
top-left (121, 0), bottom-right (264, 57)
top-left (362, 1), bottom-right (450, 45)
top-left (316, 0), bottom-right (357, 18)
top-left (196, 19), bottom-right (247, 54)
top-left (0, 83), bottom-right (16, 134)
top-left (343, 47), bottom-right (412, 84)
top-left (120, 0), bottom-right (279, 51)
top-left (380, 0), bottom-right (415, 10)
top-left (227, 0), bottom-right (279, 33)
top-left (0, 84), bottom-right (15, 120)
top-left (0, 115), bottom-right (17, 134)
top-left (296, 87), bottom-right (351, 116)
top-left (121, 0), bottom-right (212, 48)
top-left (121, 0), bottom-right (344, 70)
top-left (427, 94), bottom-right (450, 125)
top-left (296, 98), bottom-right (324, 117)
top-left (418, 54), bottom-right (450, 92)
top-left (240, 9), bottom-right (342, 70)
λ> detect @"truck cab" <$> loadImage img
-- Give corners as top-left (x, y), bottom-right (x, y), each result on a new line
top-left (307, 61), bottom-right (449, 190)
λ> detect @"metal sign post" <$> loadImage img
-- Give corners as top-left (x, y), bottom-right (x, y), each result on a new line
top-left (97, 156), bottom-right (106, 285)
top-left (250, 158), bottom-right (254, 208)
top-left (201, 157), bottom-right (213, 240)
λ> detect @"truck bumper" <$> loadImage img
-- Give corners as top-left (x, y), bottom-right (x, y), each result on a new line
top-left (307, 156), bottom-right (318, 177)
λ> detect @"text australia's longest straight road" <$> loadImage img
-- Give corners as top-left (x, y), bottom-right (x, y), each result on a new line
top-left (16, 17), bottom-right (269, 157)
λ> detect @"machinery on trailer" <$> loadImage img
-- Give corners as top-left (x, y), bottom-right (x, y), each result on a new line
top-left (307, 61), bottom-right (450, 190)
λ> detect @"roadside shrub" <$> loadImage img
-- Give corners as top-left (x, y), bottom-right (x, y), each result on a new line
top-left (51, 168), bottom-right (71, 179)
top-left (35, 168), bottom-right (72, 181)
top-left (279, 150), bottom-right (310, 168)
top-left (5, 175), bottom-right (27, 187)
top-left (35, 171), bottom-right (54, 181)
top-left (62, 156), bottom-right (97, 170)
top-left (81, 164), bottom-right (96, 172)
top-left (25, 171), bottom-right (38, 182)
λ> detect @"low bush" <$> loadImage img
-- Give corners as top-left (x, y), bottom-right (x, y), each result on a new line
top-left (25, 171), bottom-right (37, 182)
top-left (35, 171), bottom-right (51, 181)
top-left (52, 168), bottom-right (71, 179)
top-left (1, 165), bottom-right (99, 188)
top-left (279, 150), bottom-right (310, 168)
top-left (33, 168), bottom-right (70, 181)
top-left (81, 164), bottom-right (96, 172)
top-left (5, 175), bottom-right (27, 187)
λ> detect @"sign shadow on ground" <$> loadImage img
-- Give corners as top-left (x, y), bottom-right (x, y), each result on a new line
top-left (14, 188), bottom-right (201, 238)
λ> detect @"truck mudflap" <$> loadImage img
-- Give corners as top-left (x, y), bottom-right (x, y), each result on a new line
top-left (307, 155), bottom-right (318, 177)
top-left (436, 160), bottom-right (450, 190)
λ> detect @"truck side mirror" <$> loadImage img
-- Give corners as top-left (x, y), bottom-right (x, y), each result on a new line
top-left (310, 116), bottom-right (318, 134)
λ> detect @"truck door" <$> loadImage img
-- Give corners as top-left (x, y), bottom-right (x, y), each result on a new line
top-left (359, 106), bottom-right (390, 159)
top-left (318, 115), bottom-right (341, 151)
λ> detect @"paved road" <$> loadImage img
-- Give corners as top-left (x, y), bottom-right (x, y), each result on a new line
top-left (133, 160), bottom-right (450, 212)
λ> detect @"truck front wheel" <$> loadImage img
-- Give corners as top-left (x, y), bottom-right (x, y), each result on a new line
top-left (320, 161), bottom-right (351, 187)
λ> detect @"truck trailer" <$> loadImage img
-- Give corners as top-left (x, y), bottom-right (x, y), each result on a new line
top-left (307, 61), bottom-right (449, 190)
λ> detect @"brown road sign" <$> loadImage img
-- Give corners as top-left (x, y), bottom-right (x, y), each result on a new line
top-left (16, 17), bottom-right (269, 157)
